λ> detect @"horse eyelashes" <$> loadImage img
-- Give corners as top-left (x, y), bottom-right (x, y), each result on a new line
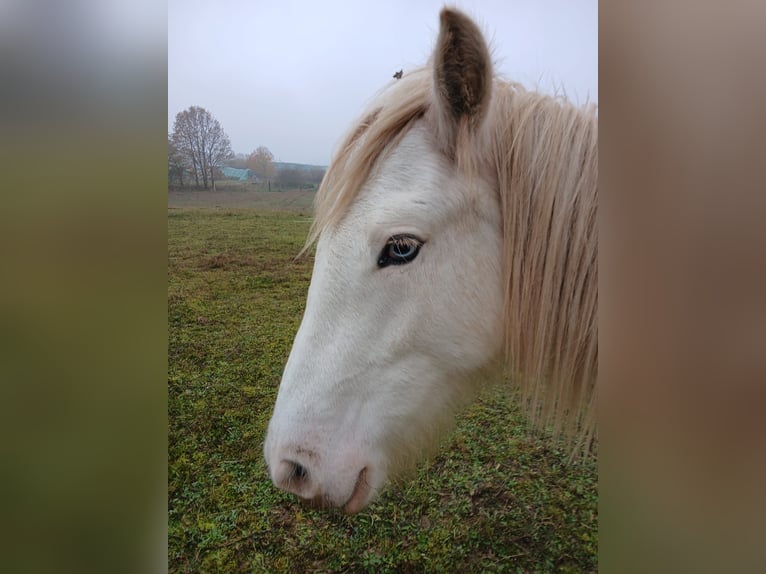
top-left (377, 235), bottom-right (423, 267)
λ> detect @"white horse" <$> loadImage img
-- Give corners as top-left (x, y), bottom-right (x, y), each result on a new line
top-left (264, 8), bottom-right (597, 514)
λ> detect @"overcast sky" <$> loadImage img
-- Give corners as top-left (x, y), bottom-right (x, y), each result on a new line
top-left (169, 0), bottom-right (597, 166)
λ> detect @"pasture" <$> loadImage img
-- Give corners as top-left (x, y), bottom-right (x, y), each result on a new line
top-left (168, 187), bottom-right (315, 212)
top-left (168, 204), bottom-right (597, 572)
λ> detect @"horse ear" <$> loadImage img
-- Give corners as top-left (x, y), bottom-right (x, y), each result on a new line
top-left (431, 8), bottom-right (493, 155)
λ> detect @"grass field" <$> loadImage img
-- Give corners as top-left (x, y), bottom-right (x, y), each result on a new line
top-left (168, 204), bottom-right (597, 572)
top-left (168, 189), bottom-right (315, 212)
top-left (168, 186), bottom-right (315, 213)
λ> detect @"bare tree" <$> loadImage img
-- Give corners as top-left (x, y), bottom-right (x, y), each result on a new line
top-left (171, 106), bottom-right (233, 189)
top-left (247, 146), bottom-right (276, 180)
top-left (168, 136), bottom-right (189, 187)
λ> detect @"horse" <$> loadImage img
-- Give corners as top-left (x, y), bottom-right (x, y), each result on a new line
top-left (264, 8), bottom-right (597, 514)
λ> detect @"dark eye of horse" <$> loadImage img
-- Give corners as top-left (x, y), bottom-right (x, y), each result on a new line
top-left (377, 235), bottom-right (423, 267)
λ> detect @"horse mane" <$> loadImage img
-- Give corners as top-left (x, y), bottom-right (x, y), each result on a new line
top-left (308, 68), bottom-right (598, 455)
top-left (491, 80), bottom-right (598, 456)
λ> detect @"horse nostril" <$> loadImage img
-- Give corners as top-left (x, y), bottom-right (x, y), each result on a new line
top-left (273, 458), bottom-right (317, 499)
top-left (291, 462), bottom-right (308, 481)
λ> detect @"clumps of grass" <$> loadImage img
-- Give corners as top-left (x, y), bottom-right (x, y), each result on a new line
top-left (169, 208), bottom-right (597, 573)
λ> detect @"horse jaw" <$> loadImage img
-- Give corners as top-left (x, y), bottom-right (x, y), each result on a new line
top-left (264, 123), bottom-right (504, 512)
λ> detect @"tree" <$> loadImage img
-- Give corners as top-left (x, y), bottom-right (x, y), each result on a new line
top-left (274, 166), bottom-right (326, 190)
top-left (247, 146), bottom-right (276, 179)
top-left (225, 153), bottom-right (249, 170)
top-left (168, 136), bottom-right (188, 187)
top-left (170, 106), bottom-right (233, 189)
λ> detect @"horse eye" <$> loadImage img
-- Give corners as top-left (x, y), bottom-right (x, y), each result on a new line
top-left (377, 235), bottom-right (423, 267)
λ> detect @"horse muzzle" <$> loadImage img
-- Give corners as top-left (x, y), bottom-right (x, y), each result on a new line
top-left (265, 438), bottom-right (377, 514)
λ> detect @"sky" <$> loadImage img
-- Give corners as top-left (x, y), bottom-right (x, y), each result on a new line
top-left (168, 0), bottom-right (597, 166)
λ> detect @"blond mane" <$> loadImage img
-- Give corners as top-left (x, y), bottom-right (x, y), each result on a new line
top-left (308, 68), bottom-right (598, 455)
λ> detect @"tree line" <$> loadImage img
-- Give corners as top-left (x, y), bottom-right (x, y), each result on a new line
top-left (169, 106), bottom-right (324, 190)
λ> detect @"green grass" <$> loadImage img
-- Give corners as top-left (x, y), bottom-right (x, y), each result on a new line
top-left (168, 208), bottom-right (597, 573)
top-left (168, 189), bottom-right (316, 212)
